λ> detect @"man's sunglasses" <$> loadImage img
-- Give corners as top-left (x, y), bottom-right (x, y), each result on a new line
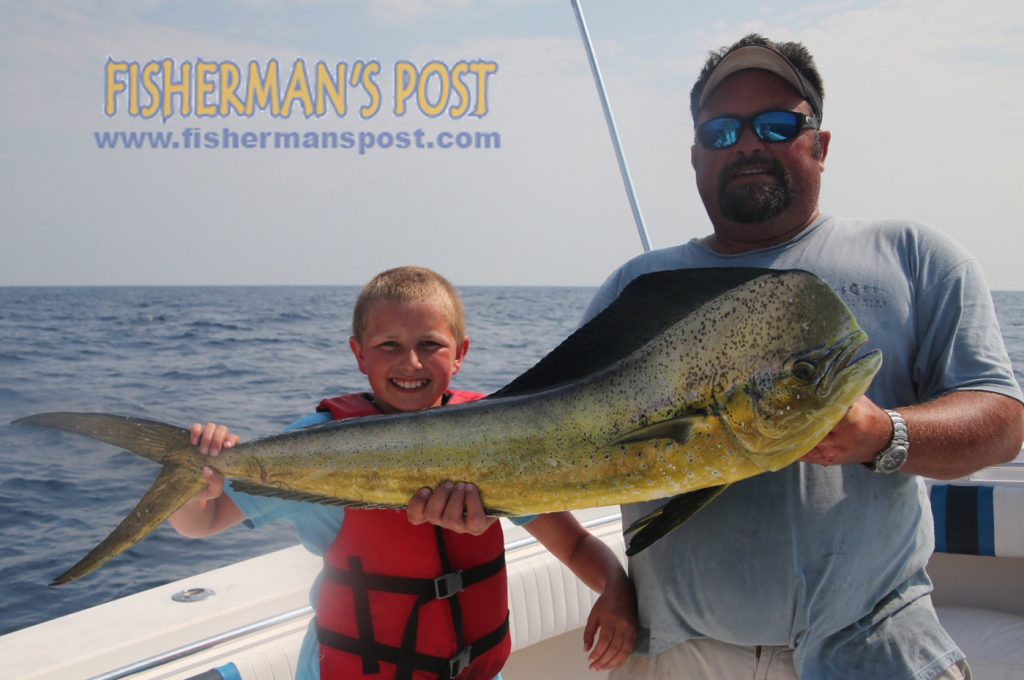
top-left (696, 110), bottom-right (819, 150)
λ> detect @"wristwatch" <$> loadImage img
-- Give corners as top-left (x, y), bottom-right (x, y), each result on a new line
top-left (870, 409), bottom-right (909, 474)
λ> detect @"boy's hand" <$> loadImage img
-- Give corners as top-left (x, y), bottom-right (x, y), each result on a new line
top-left (583, 577), bottom-right (638, 671)
top-left (407, 482), bottom-right (496, 535)
top-left (191, 422), bottom-right (240, 456)
top-left (189, 422), bottom-right (239, 500)
top-left (170, 422), bottom-right (245, 537)
top-left (194, 465), bottom-right (227, 503)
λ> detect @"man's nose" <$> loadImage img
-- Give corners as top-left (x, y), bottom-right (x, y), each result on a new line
top-left (733, 123), bottom-right (767, 152)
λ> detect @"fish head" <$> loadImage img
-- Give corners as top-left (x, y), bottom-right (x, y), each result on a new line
top-left (710, 272), bottom-right (883, 470)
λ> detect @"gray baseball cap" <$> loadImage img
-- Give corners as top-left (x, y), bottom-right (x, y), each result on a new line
top-left (699, 43), bottom-right (823, 118)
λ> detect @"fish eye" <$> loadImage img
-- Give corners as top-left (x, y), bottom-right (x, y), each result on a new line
top-left (792, 359), bottom-right (817, 382)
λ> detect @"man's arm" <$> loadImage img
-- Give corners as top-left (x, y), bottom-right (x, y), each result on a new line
top-left (803, 391), bottom-right (1024, 478)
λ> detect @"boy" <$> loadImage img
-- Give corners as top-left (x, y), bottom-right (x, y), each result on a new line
top-left (171, 266), bottom-right (636, 680)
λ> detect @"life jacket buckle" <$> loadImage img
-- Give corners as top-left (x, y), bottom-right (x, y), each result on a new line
top-left (449, 645), bottom-right (472, 678)
top-left (433, 570), bottom-right (464, 599)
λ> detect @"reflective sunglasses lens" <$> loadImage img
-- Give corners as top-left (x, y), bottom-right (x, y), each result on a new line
top-left (699, 118), bottom-right (742, 149)
top-left (753, 111), bottom-right (801, 142)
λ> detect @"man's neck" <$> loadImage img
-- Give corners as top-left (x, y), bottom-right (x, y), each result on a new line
top-left (701, 210), bottom-right (821, 254)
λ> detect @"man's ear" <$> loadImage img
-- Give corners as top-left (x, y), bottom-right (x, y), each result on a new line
top-left (816, 130), bottom-right (831, 166)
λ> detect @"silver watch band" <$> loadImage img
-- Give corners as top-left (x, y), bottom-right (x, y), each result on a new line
top-left (872, 409), bottom-right (909, 473)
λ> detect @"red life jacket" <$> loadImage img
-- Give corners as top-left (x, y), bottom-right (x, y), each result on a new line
top-left (314, 390), bottom-right (511, 680)
top-left (315, 390), bottom-right (482, 420)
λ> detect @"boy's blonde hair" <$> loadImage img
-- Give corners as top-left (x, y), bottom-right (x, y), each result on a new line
top-left (352, 266), bottom-right (467, 343)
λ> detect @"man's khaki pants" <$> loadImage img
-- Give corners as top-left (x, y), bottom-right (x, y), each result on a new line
top-left (609, 637), bottom-right (972, 679)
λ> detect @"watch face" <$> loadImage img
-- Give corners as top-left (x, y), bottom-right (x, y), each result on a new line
top-left (877, 445), bottom-right (909, 473)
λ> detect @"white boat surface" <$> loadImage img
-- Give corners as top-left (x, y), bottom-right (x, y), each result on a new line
top-left (3, 457), bottom-right (1024, 680)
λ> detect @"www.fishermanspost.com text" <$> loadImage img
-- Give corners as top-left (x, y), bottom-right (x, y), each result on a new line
top-left (93, 127), bottom-right (502, 155)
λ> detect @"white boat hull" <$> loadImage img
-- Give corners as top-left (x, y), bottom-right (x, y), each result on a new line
top-left (5, 466), bottom-right (1024, 680)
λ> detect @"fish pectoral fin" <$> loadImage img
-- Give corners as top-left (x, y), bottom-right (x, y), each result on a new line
top-left (609, 416), bottom-right (699, 447)
top-left (624, 484), bottom-right (729, 557)
top-left (52, 464), bottom-right (206, 586)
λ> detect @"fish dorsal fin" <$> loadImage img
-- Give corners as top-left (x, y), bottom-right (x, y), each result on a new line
top-left (488, 267), bottom-right (776, 399)
top-left (609, 415), bottom-right (700, 447)
top-left (624, 484), bottom-right (729, 557)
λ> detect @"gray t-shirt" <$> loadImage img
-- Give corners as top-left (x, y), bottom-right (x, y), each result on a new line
top-left (584, 215), bottom-right (1022, 679)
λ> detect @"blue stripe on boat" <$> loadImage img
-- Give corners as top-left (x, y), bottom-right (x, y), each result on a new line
top-left (977, 485), bottom-right (995, 556)
top-left (931, 484), bottom-right (948, 554)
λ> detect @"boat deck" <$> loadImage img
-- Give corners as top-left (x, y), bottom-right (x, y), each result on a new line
top-left (4, 464), bottom-right (1024, 680)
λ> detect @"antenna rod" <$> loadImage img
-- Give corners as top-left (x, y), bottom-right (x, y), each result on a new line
top-left (570, 0), bottom-right (652, 252)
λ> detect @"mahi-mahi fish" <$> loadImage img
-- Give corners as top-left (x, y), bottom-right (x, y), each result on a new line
top-left (13, 268), bottom-right (881, 585)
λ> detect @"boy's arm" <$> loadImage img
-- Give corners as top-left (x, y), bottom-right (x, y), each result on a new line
top-left (524, 512), bottom-right (637, 671)
top-left (167, 423), bottom-right (245, 538)
top-left (410, 487), bottom-right (637, 670)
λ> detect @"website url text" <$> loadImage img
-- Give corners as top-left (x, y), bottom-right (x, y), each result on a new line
top-left (93, 127), bottom-right (501, 155)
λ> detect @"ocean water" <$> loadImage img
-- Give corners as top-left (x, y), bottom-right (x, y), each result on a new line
top-left (1, 286), bottom-right (1021, 636)
top-left (0, 285), bottom-right (595, 636)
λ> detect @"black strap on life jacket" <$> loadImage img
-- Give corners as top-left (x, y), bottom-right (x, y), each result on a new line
top-left (346, 555), bottom-right (381, 674)
top-left (317, 612), bottom-right (509, 680)
top-left (425, 527), bottom-right (463, 678)
top-left (318, 526), bottom-right (507, 679)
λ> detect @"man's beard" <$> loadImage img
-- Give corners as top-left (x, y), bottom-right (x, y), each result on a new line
top-left (717, 158), bottom-right (793, 223)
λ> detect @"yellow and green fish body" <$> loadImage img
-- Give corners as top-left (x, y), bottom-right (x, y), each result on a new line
top-left (15, 268), bottom-right (881, 584)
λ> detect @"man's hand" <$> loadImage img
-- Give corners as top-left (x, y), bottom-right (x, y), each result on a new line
top-left (800, 396), bottom-right (889, 467)
top-left (801, 392), bottom-right (1023, 478)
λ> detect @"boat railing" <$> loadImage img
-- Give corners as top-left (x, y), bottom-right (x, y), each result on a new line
top-left (89, 608), bottom-right (312, 680)
top-left (957, 450), bottom-right (1024, 484)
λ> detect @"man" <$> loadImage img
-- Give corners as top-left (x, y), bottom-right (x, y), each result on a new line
top-left (590, 34), bottom-right (1024, 679)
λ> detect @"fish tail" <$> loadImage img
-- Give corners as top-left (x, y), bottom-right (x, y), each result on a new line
top-left (12, 412), bottom-right (193, 464)
top-left (12, 412), bottom-right (206, 585)
top-left (51, 464), bottom-right (207, 585)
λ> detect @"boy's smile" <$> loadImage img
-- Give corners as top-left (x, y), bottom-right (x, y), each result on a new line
top-left (349, 300), bottom-right (469, 414)
top-left (392, 378), bottom-right (429, 390)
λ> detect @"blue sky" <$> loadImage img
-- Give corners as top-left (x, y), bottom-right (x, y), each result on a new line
top-left (1, 0), bottom-right (1022, 289)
